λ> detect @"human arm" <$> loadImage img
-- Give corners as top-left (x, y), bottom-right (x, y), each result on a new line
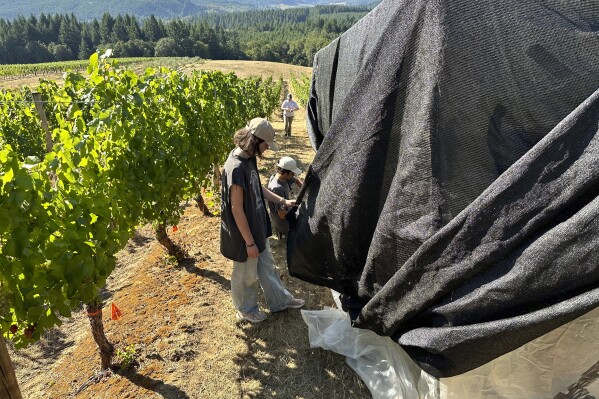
top-left (270, 186), bottom-right (290, 220)
top-left (230, 184), bottom-right (259, 258)
top-left (292, 176), bottom-right (303, 189)
top-left (262, 185), bottom-right (295, 208)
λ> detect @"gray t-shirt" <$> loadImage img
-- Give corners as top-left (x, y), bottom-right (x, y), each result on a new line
top-left (267, 175), bottom-right (298, 234)
top-left (220, 151), bottom-right (271, 262)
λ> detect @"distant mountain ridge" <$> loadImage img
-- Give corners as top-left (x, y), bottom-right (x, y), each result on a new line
top-left (0, 0), bottom-right (378, 20)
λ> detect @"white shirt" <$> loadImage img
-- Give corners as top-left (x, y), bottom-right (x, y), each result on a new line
top-left (281, 99), bottom-right (299, 117)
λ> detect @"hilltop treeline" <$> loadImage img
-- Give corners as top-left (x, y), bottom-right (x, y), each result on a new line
top-left (197, 6), bottom-right (369, 65)
top-left (0, 6), bottom-right (369, 66)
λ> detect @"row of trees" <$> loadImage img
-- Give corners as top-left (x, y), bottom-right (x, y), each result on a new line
top-left (0, 13), bottom-right (238, 64)
top-left (199, 5), bottom-right (370, 31)
top-left (214, 6), bottom-right (367, 66)
top-left (0, 5), bottom-right (369, 66)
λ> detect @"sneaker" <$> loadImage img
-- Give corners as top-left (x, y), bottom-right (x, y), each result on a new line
top-left (236, 311), bottom-right (267, 324)
top-left (285, 297), bottom-right (305, 309)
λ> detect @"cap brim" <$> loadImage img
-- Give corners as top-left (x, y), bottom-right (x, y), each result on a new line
top-left (293, 168), bottom-right (303, 175)
top-left (267, 141), bottom-right (279, 151)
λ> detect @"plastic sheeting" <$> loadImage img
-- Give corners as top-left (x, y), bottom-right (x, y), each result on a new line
top-left (302, 299), bottom-right (599, 399)
top-left (302, 307), bottom-right (439, 399)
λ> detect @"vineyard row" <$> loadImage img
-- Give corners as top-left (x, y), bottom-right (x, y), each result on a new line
top-left (0, 52), bottom-right (282, 352)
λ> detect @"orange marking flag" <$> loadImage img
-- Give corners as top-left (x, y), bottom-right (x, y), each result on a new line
top-left (111, 303), bottom-right (122, 320)
top-left (173, 225), bottom-right (179, 233)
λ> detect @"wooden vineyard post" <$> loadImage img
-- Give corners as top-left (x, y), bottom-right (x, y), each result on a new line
top-left (213, 163), bottom-right (222, 189)
top-left (32, 91), bottom-right (58, 186)
top-left (0, 337), bottom-right (23, 399)
top-left (31, 92), bottom-right (53, 153)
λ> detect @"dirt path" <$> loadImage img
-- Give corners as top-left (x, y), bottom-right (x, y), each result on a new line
top-left (8, 70), bottom-right (371, 398)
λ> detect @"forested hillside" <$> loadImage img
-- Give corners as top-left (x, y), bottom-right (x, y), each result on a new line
top-left (0, 0), bottom-right (208, 21)
top-left (0, 0), bottom-right (377, 20)
top-left (0, 6), bottom-right (369, 66)
top-left (199, 6), bottom-right (370, 64)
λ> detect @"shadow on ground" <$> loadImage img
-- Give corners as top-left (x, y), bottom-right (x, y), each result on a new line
top-left (121, 370), bottom-right (191, 399)
top-left (128, 231), bottom-right (154, 253)
top-left (9, 327), bottom-right (74, 362)
top-left (231, 237), bottom-right (371, 399)
top-left (181, 258), bottom-right (231, 292)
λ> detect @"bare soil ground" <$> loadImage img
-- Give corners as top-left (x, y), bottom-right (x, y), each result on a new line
top-left (7, 60), bottom-right (371, 399)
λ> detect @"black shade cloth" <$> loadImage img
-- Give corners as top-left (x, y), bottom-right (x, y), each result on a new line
top-left (287, 0), bottom-right (599, 377)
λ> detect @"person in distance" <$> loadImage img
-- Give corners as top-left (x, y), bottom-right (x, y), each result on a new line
top-left (220, 118), bottom-right (305, 324)
top-left (267, 156), bottom-right (304, 241)
top-left (281, 93), bottom-right (300, 137)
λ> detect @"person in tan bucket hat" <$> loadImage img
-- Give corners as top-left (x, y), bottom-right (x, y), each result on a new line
top-left (220, 118), bottom-right (305, 324)
top-left (247, 117), bottom-right (279, 151)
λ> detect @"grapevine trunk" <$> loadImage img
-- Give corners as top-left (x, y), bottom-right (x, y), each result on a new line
top-left (155, 224), bottom-right (187, 262)
top-left (85, 302), bottom-right (114, 370)
top-left (195, 194), bottom-right (213, 216)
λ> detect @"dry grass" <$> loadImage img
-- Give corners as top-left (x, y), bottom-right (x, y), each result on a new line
top-left (0, 59), bottom-right (312, 90)
top-left (8, 61), bottom-right (371, 399)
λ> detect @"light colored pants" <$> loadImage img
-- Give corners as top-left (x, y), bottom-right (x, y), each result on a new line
top-left (231, 239), bottom-right (293, 314)
top-left (283, 115), bottom-right (294, 136)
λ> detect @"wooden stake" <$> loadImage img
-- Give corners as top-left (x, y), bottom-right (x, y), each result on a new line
top-left (0, 337), bottom-right (23, 399)
top-left (31, 92), bottom-right (53, 153)
top-left (213, 163), bottom-right (222, 190)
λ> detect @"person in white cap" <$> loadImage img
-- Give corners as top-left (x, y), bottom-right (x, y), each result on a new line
top-left (267, 156), bottom-right (304, 240)
top-left (220, 117), bottom-right (305, 324)
top-left (281, 93), bottom-right (300, 137)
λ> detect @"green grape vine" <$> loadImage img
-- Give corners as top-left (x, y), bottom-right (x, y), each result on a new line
top-left (0, 51), bottom-right (281, 347)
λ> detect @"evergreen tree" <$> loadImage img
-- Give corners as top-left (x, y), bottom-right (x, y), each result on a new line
top-left (142, 15), bottom-right (164, 42)
top-left (36, 13), bottom-right (51, 42)
top-left (47, 14), bottom-right (61, 44)
top-left (78, 29), bottom-right (93, 59)
top-left (112, 15), bottom-right (128, 42)
top-left (189, 24), bottom-right (210, 58)
top-left (8, 17), bottom-right (26, 47)
top-left (206, 27), bottom-right (221, 59)
top-left (58, 15), bottom-right (80, 57)
top-left (100, 13), bottom-right (115, 43)
top-left (166, 19), bottom-right (192, 55)
top-left (26, 15), bottom-right (42, 43)
top-left (89, 19), bottom-right (102, 47)
top-left (125, 14), bottom-right (142, 41)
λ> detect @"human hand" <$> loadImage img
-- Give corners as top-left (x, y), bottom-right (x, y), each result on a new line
top-left (247, 244), bottom-right (259, 258)
top-left (284, 199), bottom-right (297, 208)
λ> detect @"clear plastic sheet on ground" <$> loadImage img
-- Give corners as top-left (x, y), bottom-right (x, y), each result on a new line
top-left (301, 293), bottom-right (599, 399)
